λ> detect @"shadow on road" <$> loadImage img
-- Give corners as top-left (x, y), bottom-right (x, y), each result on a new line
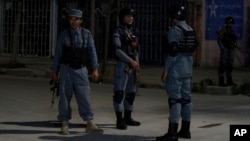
top-left (0, 121), bottom-right (155, 141)
top-left (39, 134), bottom-right (155, 141)
top-left (0, 121), bottom-right (116, 129)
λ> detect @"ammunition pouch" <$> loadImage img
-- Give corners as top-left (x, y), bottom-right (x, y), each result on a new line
top-left (222, 31), bottom-right (237, 49)
top-left (176, 25), bottom-right (197, 54)
top-left (118, 26), bottom-right (138, 60)
top-left (60, 47), bottom-right (87, 69)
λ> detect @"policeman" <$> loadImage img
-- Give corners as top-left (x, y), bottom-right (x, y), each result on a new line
top-left (157, 5), bottom-right (197, 141)
top-left (51, 9), bottom-right (103, 135)
top-left (216, 16), bottom-right (237, 87)
top-left (112, 7), bottom-right (140, 130)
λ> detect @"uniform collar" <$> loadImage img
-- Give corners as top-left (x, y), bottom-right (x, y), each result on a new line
top-left (176, 21), bottom-right (187, 26)
top-left (69, 28), bottom-right (81, 34)
top-left (120, 24), bottom-right (133, 30)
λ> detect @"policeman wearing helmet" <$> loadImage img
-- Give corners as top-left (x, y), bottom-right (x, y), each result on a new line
top-left (158, 5), bottom-right (197, 141)
top-left (112, 7), bottom-right (140, 130)
top-left (216, 16), bottom-right (237, 87)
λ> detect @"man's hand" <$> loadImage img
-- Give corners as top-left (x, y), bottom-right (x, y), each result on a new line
top-left (51, 72), bottom-right (58, 84)
top-left (161, 69), bottom-right (168, 82)
top-left (92, 69), bottom-right (99, 82)
top-left (129, 60), bottom-right (140, 72)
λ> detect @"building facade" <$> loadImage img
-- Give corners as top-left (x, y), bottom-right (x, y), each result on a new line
top-left (200, 0), bottom-right (250, 67)
top-left (0, 0), bottom-right (249, 67)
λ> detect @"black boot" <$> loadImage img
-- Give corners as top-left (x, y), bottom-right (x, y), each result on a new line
top-left (227, 76), bottom-right (237, 86)
top-left (156, 122), bottom-right (178, 141)
top-left (178, 120), bottom-right (191, 139)
top-left (115, 112), bottom-right (127, 130)
top-left (124, 110), bottom-right (141, 126)
top-left (218, 76), bottom-right (227, 87)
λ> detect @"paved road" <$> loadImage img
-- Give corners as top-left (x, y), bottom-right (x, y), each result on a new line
top-left (1, 75), bottom-right (250, 141)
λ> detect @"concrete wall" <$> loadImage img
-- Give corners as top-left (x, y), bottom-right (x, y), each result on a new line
top-left (200, 0), bottom-right (250, 68)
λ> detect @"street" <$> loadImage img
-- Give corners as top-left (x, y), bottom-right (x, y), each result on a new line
top-left (0, 75), bottom-right (250, 141)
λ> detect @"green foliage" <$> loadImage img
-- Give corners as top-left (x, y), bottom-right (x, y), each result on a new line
top-left (232, 80), bottom-right (250, 95)
top-left (192, 78), bottom-right (216, 93)
top-left (192, 78), bottom-right (250, 95)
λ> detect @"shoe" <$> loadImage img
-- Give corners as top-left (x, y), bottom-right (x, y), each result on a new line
top-left (227, 81), bottom-right (237, 86)
top-left (156, 133), bottom-right (178, 141)
top-left (218, 76), bottom-right (227, 87)
top-left (115, 112), bottom-right (127, 130)
top-left (60, 121), bottom-right (69, 135)
top-left (227, 76), bottom-right (237, 86)
top-left (125, 118), bottom-right (141, 126)
top-left (156, 122), bottom-right (178, 141)
top-left (85, 120), bottom-right (104, 134)
top-left (116, 119), bottom-right (127, 130)
top-left (124, 110), bottom-right (141, 126)
top-left (178, 120), bottom-right (191, 139)
top-left (218, 82), bottom-right (227, 87)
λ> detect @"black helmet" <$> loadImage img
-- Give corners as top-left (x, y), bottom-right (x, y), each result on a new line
top-left (169, 5), bottom-right (186, 20)
top-left (225, 16), bottom-right (235, 24)
top-left (119, 7), bottom-right (135, 21)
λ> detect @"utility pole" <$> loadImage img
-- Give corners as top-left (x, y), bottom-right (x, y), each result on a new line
top-left (90, 0), bottom-right (96, 38)
top-left (101, 0), bottom-right (114, 78)
top-left (10, 1), bottom-right (22, 64)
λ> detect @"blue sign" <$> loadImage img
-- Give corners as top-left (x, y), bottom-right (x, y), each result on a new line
top-left (205, 0), bottom-right (243, 40)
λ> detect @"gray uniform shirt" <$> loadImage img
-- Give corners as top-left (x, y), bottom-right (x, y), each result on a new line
top-left (52, 28), bottom-right (99, 72)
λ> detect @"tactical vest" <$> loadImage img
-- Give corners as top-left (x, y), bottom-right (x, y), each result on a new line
top-left (117, 26), bottom-right (138, 60)
top-left (221, 27), bottom-right (237, 49)
top-left (60, 29), bottom-right (88, 69)
top-left (176, 25), bottom-right (197, 54)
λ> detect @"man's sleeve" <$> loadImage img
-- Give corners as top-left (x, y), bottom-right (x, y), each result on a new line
top-left (52, 33), bottom-right (63, 73)
top-left (87, 31), bottom-right (99, 70)
top-left (165, 28), bottom-right (178, 70)
top-left (113, 29), bottom-right (132, 63)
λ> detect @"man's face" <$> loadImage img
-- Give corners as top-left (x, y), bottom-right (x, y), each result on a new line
top-left (171, 18), bottom-right (178, 26)
top-left (69, 16), bottom-right (82, 30)
top-left (227, 22), bottom-right (234, 28)
top-left (123, 15), bottom-right (134, 25)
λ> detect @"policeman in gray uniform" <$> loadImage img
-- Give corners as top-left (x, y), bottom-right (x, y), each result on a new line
top-left (157, 5), bottom-right (197, 141)
top-left (112, 7), bottom-right (140, 130)
top-left (216, 16), bottom-right (237, 87)
top-left (51, 9), bottom-right (103, 135)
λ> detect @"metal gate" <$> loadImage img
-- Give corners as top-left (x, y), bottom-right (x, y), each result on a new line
top-left (0, 0), bottom-right (187, 64)
top-left (0, 0), bottom-right (55, 57)
top-left (55, 0), bottom-right (187, 64)
top-left (125, 0), bottom-right (187, 64)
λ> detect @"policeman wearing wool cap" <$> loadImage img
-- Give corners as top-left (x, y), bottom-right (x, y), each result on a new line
top-left (51, 9), bottom-right (103, 135)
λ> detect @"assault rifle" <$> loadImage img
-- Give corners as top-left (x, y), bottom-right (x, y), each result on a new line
top-left (216, 31), bottom-right (242, 52)
top-left (124, 61), bottom-right (140, 96)
top-left (49, 79), bottom-right (59, 108)
top-left (231, 42), bottom-right (242, 52)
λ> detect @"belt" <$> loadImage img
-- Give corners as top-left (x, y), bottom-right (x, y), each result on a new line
top-left (62, 63), bottom-right (84, 69)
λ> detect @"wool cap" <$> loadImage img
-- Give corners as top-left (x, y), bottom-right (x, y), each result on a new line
top-left (68, 9), bottom-right (82, 18)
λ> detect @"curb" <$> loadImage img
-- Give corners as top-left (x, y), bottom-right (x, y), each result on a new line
top-left (1, 67), bottom-right (249, 96)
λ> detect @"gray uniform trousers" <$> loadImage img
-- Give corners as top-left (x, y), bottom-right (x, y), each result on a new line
top-left (165, 76), bottom-right (193, 123)
top-left (113, 61), bottom-right (137, 112)
top-left (57, 64), bottom-right (93, 121)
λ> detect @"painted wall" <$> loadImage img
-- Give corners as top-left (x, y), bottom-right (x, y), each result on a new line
top-left (200, 0), bottom-right (250, 67)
